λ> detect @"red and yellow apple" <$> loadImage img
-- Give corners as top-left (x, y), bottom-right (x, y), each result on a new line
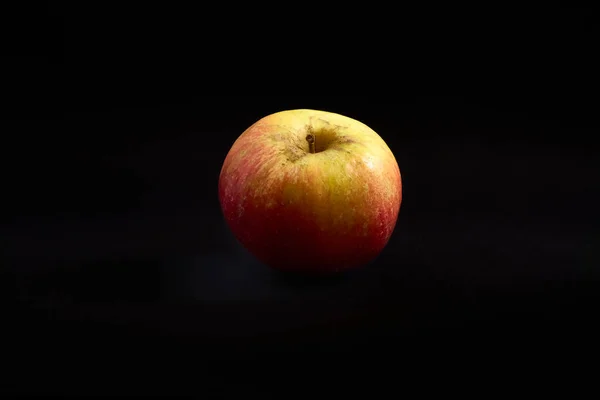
top-left (218, 109), bottom-right (402, 273)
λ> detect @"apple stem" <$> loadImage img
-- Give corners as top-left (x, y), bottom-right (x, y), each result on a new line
top-left (306, 134), bottom-right (316, 154)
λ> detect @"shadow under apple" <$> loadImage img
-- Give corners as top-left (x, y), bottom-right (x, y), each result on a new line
top-left (265, 264), bottom-right (369, 289)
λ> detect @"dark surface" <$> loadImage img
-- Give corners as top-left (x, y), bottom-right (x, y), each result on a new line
top-left (2, 3), bottom-right (598, 396)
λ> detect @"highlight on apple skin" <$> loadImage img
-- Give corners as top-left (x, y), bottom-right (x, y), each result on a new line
top-left (218, 109), bottom-right (402, 274)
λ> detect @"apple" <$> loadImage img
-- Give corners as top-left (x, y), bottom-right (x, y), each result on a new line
top-left (218, 109), bottom-right (402, 274)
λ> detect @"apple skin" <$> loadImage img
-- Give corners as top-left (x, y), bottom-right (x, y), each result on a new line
top-left (218, 109), bottom-right (402, 274)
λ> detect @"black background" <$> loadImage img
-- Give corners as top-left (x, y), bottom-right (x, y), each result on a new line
top-left (2, 3), bottom-right (599, 396)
